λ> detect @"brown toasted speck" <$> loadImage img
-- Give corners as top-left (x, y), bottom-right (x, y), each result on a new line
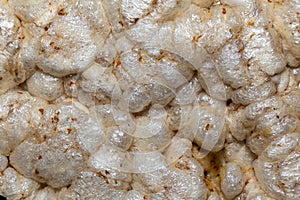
top-left (67, 128), bottom-right (72, 134)
top-left (58, 8), bottom-right (68, 16)
top-left (248, 21), bottom-right (254, 26)
top-left (152, 0), bottom-right (158, 6)
top-left (38, 108), bottom-right (44, 115)
top-left (103, 176), bottom-right (109, 184)
top-left (222, 8), bottom-right (226, 14)
top-left (205, 124), bottom-right (212, 131)
top-left (52, 116), bottom-right (59, 123)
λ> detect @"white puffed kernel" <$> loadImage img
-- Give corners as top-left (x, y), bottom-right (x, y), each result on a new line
top-left (0, 90), bottom-right (48, 155)
top-left (27, 70), bottom-right (64, 101)
top-left (107, 126), bottom-right (133, 151)
top-left (221, 162), bottom-right (245, 199)
top-left (0, 167), bottom-right (40, 199)
top-left (0, 154), bottom-right (8, 172)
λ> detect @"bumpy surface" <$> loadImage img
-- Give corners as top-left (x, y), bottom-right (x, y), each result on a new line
top-left (0, 0), bottom-right (299, 199)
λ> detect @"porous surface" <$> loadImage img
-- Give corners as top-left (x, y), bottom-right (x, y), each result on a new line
top-left (0, 0), bottom-right (299, 199)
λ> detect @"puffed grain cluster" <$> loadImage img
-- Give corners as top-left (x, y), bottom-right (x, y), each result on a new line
top-left (0, 0), bottom-right (299, 200)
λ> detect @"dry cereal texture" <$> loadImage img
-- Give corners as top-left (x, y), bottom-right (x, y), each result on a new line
top-left (0, 0), bottom-right (299, 199)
